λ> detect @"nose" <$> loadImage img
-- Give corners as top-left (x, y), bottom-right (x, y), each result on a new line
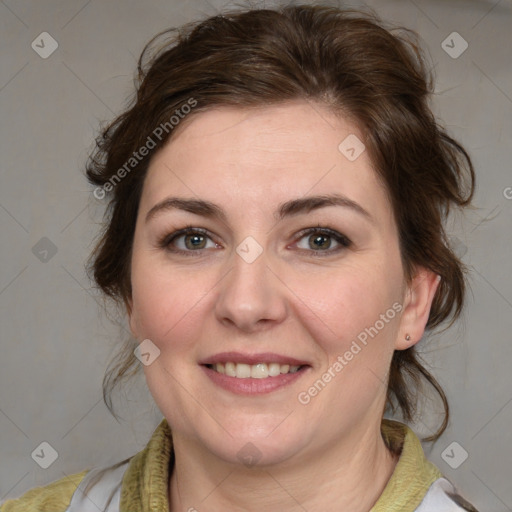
top-left (214, 246), bottom-right (288, 333)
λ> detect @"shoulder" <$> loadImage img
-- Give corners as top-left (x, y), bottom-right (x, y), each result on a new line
top-left (416, 477), bottom-right (480, 512)
top-left (0, 470), bottom-right (88, 512)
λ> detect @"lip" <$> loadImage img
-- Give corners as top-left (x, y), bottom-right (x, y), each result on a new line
top-left (200, 351), bottom-right (310, 366)
top-left (201, 364), bottom-right (309, 395)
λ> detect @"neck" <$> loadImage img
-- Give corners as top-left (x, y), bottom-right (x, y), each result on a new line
top-left (168, 420), bottom-right (398, 512)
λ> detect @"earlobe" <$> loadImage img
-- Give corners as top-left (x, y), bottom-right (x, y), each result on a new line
top-left (396, 269), bottom-right (440, 350)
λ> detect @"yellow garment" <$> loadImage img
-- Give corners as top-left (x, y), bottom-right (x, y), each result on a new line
top-left (372, 420), bottom-right (441, 511)
top-left (0, 419), bottom-right (442, 511)
top-left (0, 470), bottom-right (88, 512)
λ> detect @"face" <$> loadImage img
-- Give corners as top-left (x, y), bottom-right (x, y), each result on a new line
top-left (129, 101), bottom-right (428, 466)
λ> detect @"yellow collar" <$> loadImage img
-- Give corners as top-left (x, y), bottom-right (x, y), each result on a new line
top-left (120, 418), bottom-right (173, 511)
top-left (371, 420), bottom-right (442, 511)
top-left (120, 418), bottom-right (441, 511)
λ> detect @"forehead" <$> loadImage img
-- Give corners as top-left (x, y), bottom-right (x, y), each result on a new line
top-left (142, 101), bottom-right (389, 219)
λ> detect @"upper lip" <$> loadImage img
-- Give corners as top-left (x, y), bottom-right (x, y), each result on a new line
top-left (200, 352), bottom-right (310, 366)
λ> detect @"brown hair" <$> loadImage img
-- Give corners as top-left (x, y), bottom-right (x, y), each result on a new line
top-left (86, 4), bottom-right (474, 441)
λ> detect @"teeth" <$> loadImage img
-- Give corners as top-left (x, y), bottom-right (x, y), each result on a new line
top-left (268, 363), bottom-right (281, 377)
top-left (212, 362), bottom-right (302, 379)
top-left (236, 363), bottom-right (251, 378)
top-left (251, 363), bottom-right (268, 379)
top-left (225, 362), bottom-right (236, 377)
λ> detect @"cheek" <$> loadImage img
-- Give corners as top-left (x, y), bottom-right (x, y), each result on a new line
top-left (286, 261), bottom-right (403, 379)
top-left (296, 266), bottom-right (399, 336)
top-left (129, 255), bottom-right (218, 354)
top-left (288, 266), bottom-right (402, 425)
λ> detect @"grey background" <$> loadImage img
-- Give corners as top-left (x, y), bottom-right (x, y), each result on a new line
top-left (0, 0), bottom-right (511, 510)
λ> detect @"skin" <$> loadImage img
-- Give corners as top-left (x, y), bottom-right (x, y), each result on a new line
top-left (128, 100), bottom-right (439, 511)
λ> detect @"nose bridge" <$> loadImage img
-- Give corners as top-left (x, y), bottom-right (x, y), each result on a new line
top-left (215, 240), bottom-right (287, 330)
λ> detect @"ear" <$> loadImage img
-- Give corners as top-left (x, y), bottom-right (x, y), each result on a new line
top-left (396, 268), bottom-right (440, 350)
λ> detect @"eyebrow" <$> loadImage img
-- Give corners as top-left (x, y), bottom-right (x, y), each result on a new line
top-left (145, 194), bottom-right (373, 224)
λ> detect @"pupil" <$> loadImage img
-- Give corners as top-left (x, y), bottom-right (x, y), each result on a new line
top-left (186, 234), bottom-right (205, 249)
top-left (310, 234), bottom-right (330, 249)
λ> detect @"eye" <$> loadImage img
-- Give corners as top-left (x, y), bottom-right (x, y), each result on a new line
top-left (159, 226), bottom-right (351, 257)
top-left (159, 227), bottom-right (220, 254)
top-left (293, 227), bottom-right (351, 255)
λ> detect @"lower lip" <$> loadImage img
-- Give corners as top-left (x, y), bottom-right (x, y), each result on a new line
top-left (201, 365), bottom-right (308, 395)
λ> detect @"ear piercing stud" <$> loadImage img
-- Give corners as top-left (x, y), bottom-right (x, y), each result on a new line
top-left (405, 334), bottom-right (411, 341)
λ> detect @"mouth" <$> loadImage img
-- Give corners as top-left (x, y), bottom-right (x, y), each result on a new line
top-left (200, 352), bottom-right (311, 394)
top-left (205, 362), bottom-right (304, 379)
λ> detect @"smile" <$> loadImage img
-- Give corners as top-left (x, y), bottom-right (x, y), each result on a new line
top-left (207, 362), bottom-right (302, 379)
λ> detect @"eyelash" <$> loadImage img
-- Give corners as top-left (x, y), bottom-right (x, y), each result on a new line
top-left (158, 225), bottom-right (352, 257)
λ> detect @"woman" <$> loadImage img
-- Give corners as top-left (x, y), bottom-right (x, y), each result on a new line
top-left (1, 4), bottom-right (479, 511)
